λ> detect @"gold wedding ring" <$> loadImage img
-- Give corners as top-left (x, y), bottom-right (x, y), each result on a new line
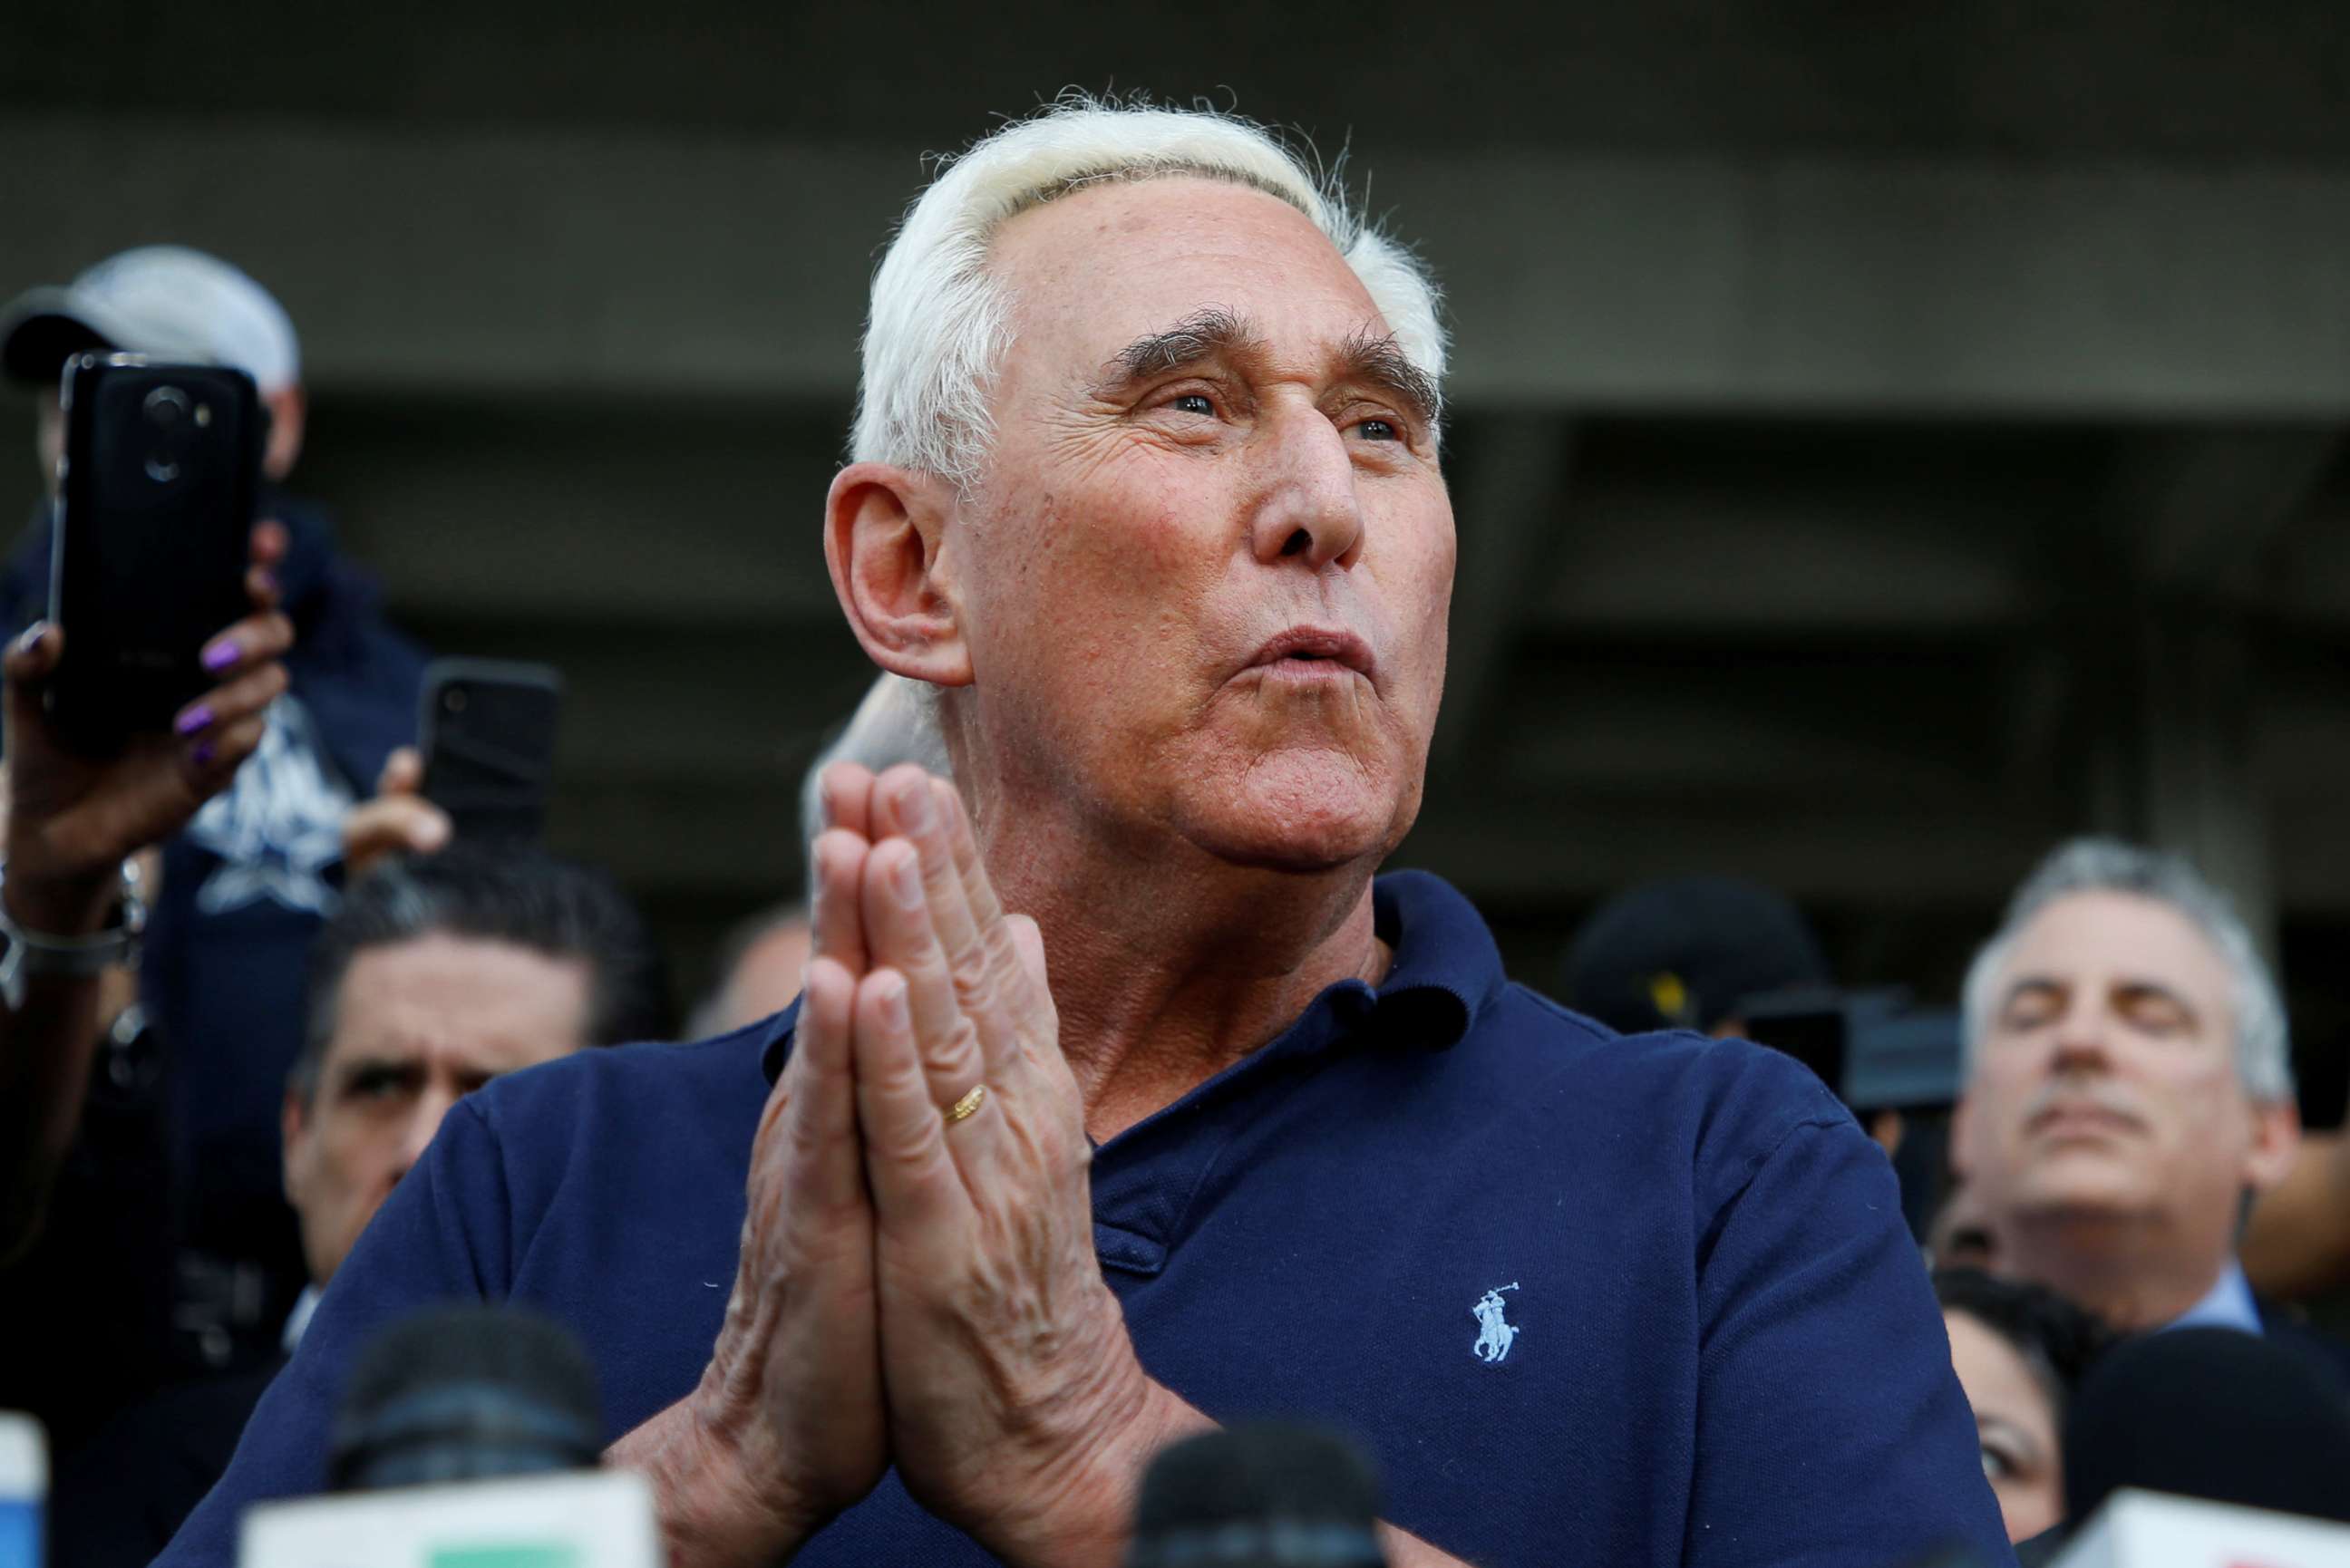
top-left (944, 1084), bottom-right (987, 1125)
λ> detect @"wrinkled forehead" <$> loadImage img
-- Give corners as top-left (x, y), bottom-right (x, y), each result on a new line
top-left (2000, 891), bottom-right (2234, 1008)
top-left (985, 175), bottom-right (1392, 386)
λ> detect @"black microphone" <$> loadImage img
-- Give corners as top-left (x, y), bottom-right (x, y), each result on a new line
top-left (1127, 1423), bottom-right (1387, 1568)
top-left (2062, 1326), bottom-right (2350, 1525)
top-left (328, 1303), bottom-right (602, 1492)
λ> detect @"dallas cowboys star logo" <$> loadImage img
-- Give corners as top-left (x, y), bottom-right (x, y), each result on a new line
top-left (185, 695), bottom-right (354, 918)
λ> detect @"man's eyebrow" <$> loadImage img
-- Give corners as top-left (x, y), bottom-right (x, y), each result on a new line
top-left (1332, 327), bottom-right (1442, 431)
top-left (1091, 310), bottom-right (1443, 431)
top-left (1094, 306), bottom-right (1266, 390)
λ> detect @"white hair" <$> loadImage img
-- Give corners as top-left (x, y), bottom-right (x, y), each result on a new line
top-left (1960, 837), bottom-right (2293, 1100)
top-left (851, 93), bottom-right (1447, 491)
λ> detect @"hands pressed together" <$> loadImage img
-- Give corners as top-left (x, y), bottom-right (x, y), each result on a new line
top-left (619, 761), bottom-right (1200, 1568)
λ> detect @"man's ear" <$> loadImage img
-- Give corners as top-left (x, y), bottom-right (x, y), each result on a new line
top-left (823, 462), bottom-right (972, 688)
top-left (280, 1086), bottom-right (314, 1208)
top-left (2243, 1095), bottom-right (2303, 1194)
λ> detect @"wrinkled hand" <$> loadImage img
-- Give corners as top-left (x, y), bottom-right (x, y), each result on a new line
top-left (2, 521), bottom-right (293, 932)
top-left (840, 763), bottom-right (1191, 1568)
top-left (623, 776), bottom-right (891, 1565)
top-left (340, 747), bottom-right (452, 882)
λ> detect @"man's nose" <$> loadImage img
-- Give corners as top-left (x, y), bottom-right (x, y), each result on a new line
top-left (1248, 407), bottom-right (1364, 570)
top-left (2048, 1000), bottom-right (2113, 1078)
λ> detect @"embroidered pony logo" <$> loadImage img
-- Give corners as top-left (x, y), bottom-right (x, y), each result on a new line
top-left (1471, 1283), bottom-right (1521, 1364)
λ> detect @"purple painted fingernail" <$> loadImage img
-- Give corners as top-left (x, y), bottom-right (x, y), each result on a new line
top-left (174, 704), bottom-right (214, 737)
top-left (201, 640), bottom-right (239, 673)
top-left (255, 568), bottom-right (277, 596)
top-left (191, 740), bottom-right (216, 768)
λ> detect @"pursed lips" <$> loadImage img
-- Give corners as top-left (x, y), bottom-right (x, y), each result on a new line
top-left (1241, 625), bottom-right (1377, 686)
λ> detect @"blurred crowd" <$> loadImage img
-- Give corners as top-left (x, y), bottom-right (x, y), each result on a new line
top-left (2, 242), bottom-right (2346, 1567)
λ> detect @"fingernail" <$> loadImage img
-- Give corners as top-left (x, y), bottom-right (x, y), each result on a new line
top-left (254, 568), bottom-right (277, 596)
top-left (895, 775), bottom-right (934, 830)
top-left (191, 740), bottom-right (216, 768)
top-left (15, 622), bottom-right (46, 656)
top-left (201, 640), bottom-right (239, 673)
top-left (879, 977), bottom-right (910, 1030)
top-left (174, 704), bottom-right (214, 737)
top-left (890, 852), bottom-right (922, 905)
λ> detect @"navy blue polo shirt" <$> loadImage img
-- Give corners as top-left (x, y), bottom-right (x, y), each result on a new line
top-left (161, 872), bottom-right (2010, 1568)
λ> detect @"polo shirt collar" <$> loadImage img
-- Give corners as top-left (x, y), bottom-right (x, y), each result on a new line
top-left (1365, 868), bottom-right (1509, 1050)
top-left (757, 868), bottom-right (1506, 1086)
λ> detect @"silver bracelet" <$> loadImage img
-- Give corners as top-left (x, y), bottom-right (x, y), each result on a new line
top-left (0, 858), bottom-right (147, 1012)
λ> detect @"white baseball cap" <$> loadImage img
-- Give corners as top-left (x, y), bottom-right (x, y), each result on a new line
top-left (1, 245), bottom-right (301, 393)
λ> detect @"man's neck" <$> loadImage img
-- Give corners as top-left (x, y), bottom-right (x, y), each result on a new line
top-left (982, 809), bottom-right (1389, 1144)
top-left (2001, 1209), bottom-right (2232, 1331)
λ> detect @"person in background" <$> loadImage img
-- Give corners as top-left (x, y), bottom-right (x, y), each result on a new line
top-left (1927, 1178), bottom-right (2000, 1271)
top-left (49, 844), bottom-right (670, 1568)
top-left (1558, 875), bottom-right (1832, 1040)
top-left (1948, 839), bottom-right (2345, 1373)
top-left (0, 246), bottom-right (429, 1377)
top-left (687, 902), bottom-right (811, 1040)
top-left (2241, 1125), bottom-right (2350, 1302)
top-left (0, 522), bottom-right (292, 1456)
top-left (686, 673), bottom-right (951, 1037)
top-left (1934, 1266), bottom-right (2111, 1544)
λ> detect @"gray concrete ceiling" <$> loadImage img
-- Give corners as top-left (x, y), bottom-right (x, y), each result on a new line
top-left (11, 1), bottom-right (2350, 162)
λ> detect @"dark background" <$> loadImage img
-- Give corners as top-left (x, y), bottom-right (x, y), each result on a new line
top-left (4, 2), bottom-right (2346, 1119)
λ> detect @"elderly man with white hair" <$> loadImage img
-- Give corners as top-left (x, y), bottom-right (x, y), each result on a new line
top-left (160, 102), bottom-right (2005, 1568)
top-left (1951, 839), bottom-right (2340, 1365)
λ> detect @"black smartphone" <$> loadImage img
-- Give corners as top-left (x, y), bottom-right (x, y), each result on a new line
top-left (48, 354), bottom-right (262, 751)
top-left (418, 658), bottom-right (565, 845)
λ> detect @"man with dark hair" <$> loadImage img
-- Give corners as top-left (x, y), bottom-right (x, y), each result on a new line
top-left (51, 845), bottom-right (670, 1568)
top-left (278, 847), bottom-right (672, 1302)
top-left (1934, 1268), bottom-right (2112, 1544)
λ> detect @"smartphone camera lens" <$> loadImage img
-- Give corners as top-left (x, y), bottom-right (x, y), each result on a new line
top-left (142, 385), bottom-right (192, 483)
top-left (444, 688), bottom-right (469, 714)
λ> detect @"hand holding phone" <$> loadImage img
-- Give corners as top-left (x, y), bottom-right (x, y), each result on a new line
top-left (416, 659), bottom-right (564, 846)
top-left (340, 748), bottom-right (450, 884)
top-left (46, 355), bottom-right (264, 754)
top-left (2, 523), bottom-right (292, 931)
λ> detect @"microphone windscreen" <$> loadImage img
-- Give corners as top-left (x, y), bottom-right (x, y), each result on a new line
top-left (1129, 1423), bottom-right (1385, 1568)
top-left (330, 1302), bottom-right (602, 1492)
top-left (2063, 1326), bottom-right (2350, 1525)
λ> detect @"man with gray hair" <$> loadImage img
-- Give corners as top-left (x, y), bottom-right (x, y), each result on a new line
top-left (1949, 837), bottom-right (2309, 1341)
top-left (160, 100), bottom-right (2004, 1568)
